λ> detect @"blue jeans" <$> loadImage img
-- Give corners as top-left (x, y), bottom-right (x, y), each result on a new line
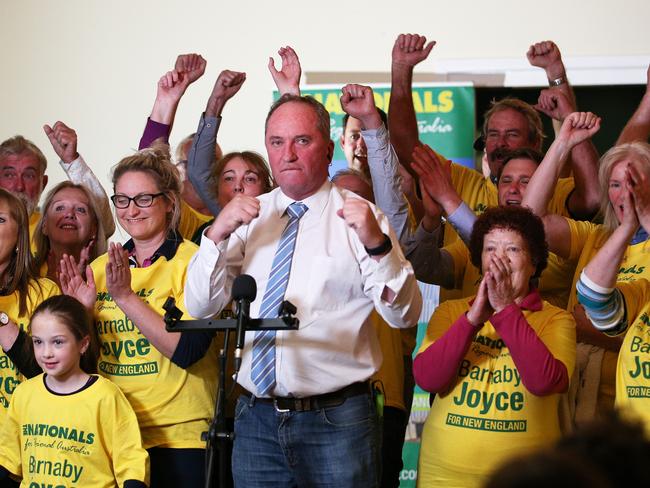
top-left (232, 392), bottom-right (380, 487)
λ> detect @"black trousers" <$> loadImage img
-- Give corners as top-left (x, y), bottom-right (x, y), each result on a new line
top-left (380, 406), bottom-right (408, 488)
top-left (148, 447), bottom-right (206, 488)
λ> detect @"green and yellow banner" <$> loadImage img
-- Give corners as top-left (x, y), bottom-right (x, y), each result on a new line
top-left (274, 83), bottom-right (476, 174)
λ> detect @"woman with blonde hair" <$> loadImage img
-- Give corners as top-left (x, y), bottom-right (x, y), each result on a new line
top-left (577, 157), bottom-right (650, 433)
top-left (522, 140), bottom-right (650, 425)
top-left (32, 181), bottom-right (108, 285)
top-left (60, 147), bottom-right (217, 488)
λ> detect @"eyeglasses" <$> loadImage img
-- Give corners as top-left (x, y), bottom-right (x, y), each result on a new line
top-left (111, 193), bottom-right (165, 209)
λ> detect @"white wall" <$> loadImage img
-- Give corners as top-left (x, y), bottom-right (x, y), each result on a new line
top-left (1, 0), bottom-right (649, 214)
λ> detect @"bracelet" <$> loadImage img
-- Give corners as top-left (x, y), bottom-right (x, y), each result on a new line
top-left (548, 75), bottom-right (567, 87)
top-left (364, 233), bottom-right (392, 256)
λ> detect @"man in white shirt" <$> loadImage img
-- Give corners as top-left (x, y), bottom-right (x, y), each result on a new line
top-left (185, 94), bottom-right (421, 487)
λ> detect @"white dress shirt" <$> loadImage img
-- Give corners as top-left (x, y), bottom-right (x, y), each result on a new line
top-left (185, 181), bottom-right (422, 397)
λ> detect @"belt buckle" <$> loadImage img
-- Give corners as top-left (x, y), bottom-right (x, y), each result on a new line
top-left (273, 399), bottom-right (291, 413)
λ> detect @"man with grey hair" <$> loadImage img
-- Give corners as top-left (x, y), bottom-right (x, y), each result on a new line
top-left (186, 93), bottom-right (421, 487)
top-left (0, 135), bottom-right (48, 234)
top-left (0, 123), bottom-right (115, 242)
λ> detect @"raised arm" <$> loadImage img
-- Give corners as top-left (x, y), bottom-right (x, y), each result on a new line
top-left (402, 144), bottom-right (467, 286)
top-left (522, 112), bottom-right (600, 217)
top-left (583, 189), bottom-right (638, 289)
top-left (139, 53), bottom-right (206, 149)
top-left (269, 46), bottom-right (301, 96)
top-left (536, 87), bottom-right (601, 219)
top-left (43, 121), bottom-right (115, 237)
top-left (577, 187), bottom-right (638, 335)
top-left (389, 33), bottom-right (435, 178)
top-left (157, 54), bottom-right (206, 128)
top-left (628, 161), bottom-right (650, 233)
top-left (186, 69), bottom-right (246, 218)
top-left (404, 178), bottom-right (456, 288)
top-left (411, 144), bottom-right (462, 218)
top-left (617, 65), bottom-right (650, 144)
top-left (340, 83), bottom-right (410, 243)
top-left (521, 112), bottom-right (600, 258)
top-left (578, 170), bottom-right (650, 334)
top-left (527, 40), bottom-right (575, 107)
top-left (528, 41), bottom-right (600, 219)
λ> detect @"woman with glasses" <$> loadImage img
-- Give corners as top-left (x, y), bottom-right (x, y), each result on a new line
top-left (59, 147), bottom-right (216, 488)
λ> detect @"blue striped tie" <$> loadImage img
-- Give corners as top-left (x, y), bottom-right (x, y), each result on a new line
top-left (251, 202), bottom-right (308, 395)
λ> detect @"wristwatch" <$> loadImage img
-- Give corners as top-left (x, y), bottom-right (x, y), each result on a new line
top-left (0, 312), bottom-right (9, 327)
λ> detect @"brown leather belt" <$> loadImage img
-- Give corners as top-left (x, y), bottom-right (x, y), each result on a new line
top-left (243, 381), bottom-right (370, 412)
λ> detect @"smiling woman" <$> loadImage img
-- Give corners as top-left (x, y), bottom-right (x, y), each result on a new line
top-left (59, 147), bottom-right (217, 488)
top-left (0, 190), bottom-right (59, 458)
top-left (33, 182), bottom-right (107, 286)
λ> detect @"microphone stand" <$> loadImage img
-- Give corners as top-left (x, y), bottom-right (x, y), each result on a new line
top-left (162, 298), bottom-right (299, 488)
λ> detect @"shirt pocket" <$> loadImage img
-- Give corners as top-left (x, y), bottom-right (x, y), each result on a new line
top-left (295, 256), bottom-right (361, 327)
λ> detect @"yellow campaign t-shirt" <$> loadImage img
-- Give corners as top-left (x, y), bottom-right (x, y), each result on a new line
top-left (564, 219), bottom-right (650, 415)
top-left (443, 238), bottom-right (577, 310)
top-left (370, 311), bottom-right (405, 411)
top-left (416, 297), bottom-right (576, 488)
top-left (441, 162), bottom-right (574, 302)
top-left (0, 374), bottom-right (149, 487)
top-left (610, 279), bottom-right (650, 434)
top-left (91, 240), bottom-right (217, 449)
top-left (178, 201), bottom-right (212, 241)
top-left (28, 211), bottom-right (40, 254)
top-left (566, 219), bottom-right (650, 311)
top-left (0, 278), bottom-right (59, 421)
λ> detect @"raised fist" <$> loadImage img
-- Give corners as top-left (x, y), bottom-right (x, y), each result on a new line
top-left (392, 33), bottom-right (436, 68)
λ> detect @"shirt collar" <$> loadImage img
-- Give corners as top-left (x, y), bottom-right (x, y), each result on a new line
top-left (631, 226), bottom-right (650, 245)
top-left (123, 230), bottom-right (182, 268)
top-left (275, 180), bottom-right (331, 219)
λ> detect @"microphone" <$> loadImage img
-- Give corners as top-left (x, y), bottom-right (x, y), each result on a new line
top-left (232, 274), bottom-right (257, 374)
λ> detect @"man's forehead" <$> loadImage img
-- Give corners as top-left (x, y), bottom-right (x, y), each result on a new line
top-left (0, 153), bottom-right (42, 170)
top-left (499, 161), bottom-right (537, 184)
top-left (487, 108), bottom-right (529, 130)
top-left (344, 117), bottom-right (363, 133)
top-left (267, 101), bottom-right (319, 131)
